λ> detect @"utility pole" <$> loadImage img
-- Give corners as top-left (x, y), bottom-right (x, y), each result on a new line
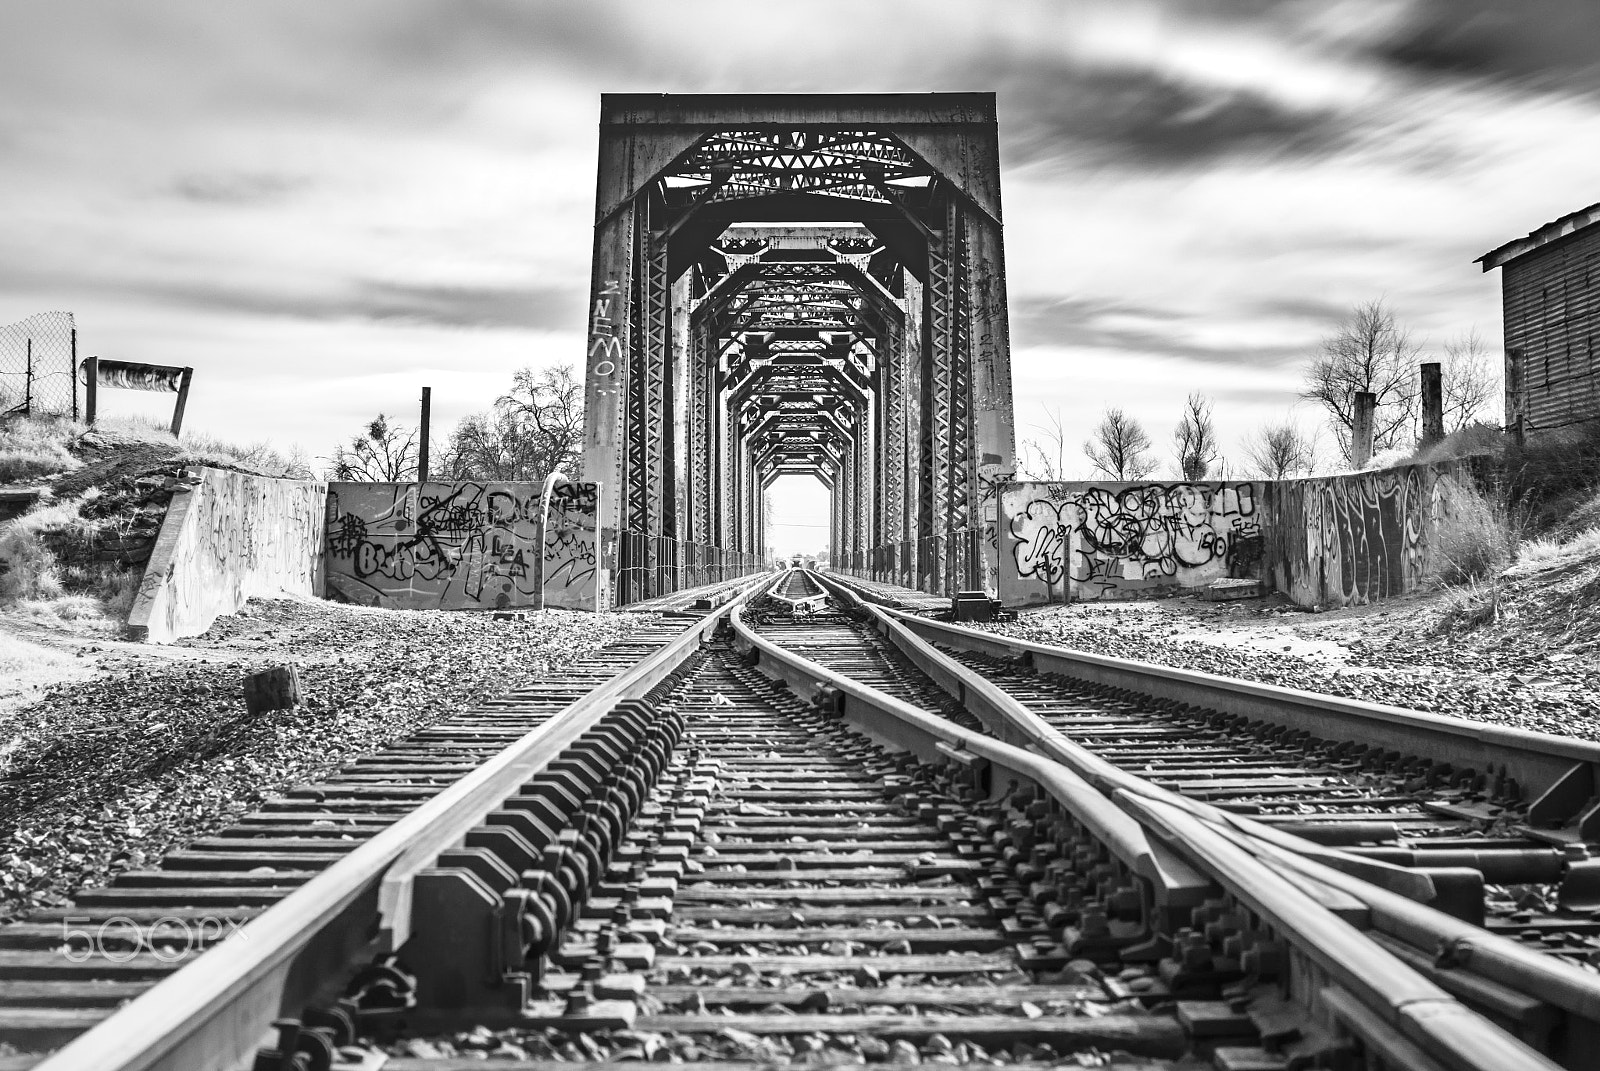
top-left (418, 386), bottom-right (432, 482)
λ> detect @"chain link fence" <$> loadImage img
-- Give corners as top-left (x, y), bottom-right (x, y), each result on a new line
top-left (0, 311), bottom-right (78, 419)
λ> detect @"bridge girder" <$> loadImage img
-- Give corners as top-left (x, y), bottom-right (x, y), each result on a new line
top-left (584, 93), bottom-right (1015, 604)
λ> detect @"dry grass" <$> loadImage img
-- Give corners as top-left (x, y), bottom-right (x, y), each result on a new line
top-left (0, 499), bottom-right (96, 602)
top-left (0, 495), bottom-right (139, 629)
top-left (0, 416), bottom-right (82, 484)
top-left (1431, 477), bottom-right (1514, 586)
top-left (179, 429), bottom-right (313, 479)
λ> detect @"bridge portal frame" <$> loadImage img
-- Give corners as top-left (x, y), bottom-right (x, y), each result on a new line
top-left (582, 92), bottom-right (1015, 605)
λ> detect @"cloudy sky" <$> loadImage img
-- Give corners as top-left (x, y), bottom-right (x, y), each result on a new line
top-left (4, 1), bottom-right (1600, 554)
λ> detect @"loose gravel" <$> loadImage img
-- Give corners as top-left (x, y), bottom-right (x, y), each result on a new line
top-left (978, 578), bottom-right (1600, 742)
top-left (0, 597), bottom-right (650, 921)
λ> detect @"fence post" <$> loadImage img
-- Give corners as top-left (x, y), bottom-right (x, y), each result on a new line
top-left (169, 367), bottom-right (195, 437)
top-left (70, 328), bottom-right (78, 421)
top-left (23, 338), bottom-right (32, 416)
top-left (84, 356), bottom-right (98, 425)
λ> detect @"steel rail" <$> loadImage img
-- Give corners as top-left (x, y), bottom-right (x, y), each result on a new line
top-left (808, 571), bottom-right (1600, 1066)
top-left (30, 575), bottom-right (778, 1071)
top-left (726, 602), bottom-right (1211, 914)
top-left (1120, 793), bottom-right (1561, 1071)
top-left (730, 593), bottom-right (1562, 1071)
top-left (874, 598), bottom-right (1600, 824)
top-left (819, 580), bottom-right (1454, 904)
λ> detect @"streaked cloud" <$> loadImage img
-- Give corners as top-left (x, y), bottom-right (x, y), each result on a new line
top-left (0, 0), bottom-right (1596, 504)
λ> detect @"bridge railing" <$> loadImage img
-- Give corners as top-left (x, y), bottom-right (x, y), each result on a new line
top-left (614, 532), bottom-right (765, 606)
top-left (844, 528), bottom-right (984, 596)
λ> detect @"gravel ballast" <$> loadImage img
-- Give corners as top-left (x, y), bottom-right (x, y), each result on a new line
top-left (978, 585), bottom-right (1600, 741)
top-left (0, 597), bottom-right (651, 921)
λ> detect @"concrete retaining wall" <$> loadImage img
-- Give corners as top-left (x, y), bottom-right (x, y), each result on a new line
top-left (998, 480), bottom-right (1264, 605)
top-left (129, 467), bottom-right (327, 643)
top-left (998, 462), bottom-right (1463, 609)
top-left (1262, 463), bottom-right (1447, 609)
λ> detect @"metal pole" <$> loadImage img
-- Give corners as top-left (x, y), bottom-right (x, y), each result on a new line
top-left (24, 338), bottom-right (32, 416)
top-left (418, 387), bottom-right (431, 482)
top-left (70, 328), bottom-right (78, 421)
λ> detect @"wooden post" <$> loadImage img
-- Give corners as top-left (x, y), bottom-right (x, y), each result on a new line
top-left (418, 386), bottom-right (432, 482)
top-left (1351, 391), bottom-right (1376, 467)
top-left (244, 665), bottom-right (303, 715)
top-left (1420, 362), bottom-right (1443, 446)
top-left (23, 338), bottom-right (32, 416)
top-left (169, 367), bottom-right (194, 437)
top-left (84, 356), bottom-right (99, 425)
top-left (70, 328), bottom-right (78, 421)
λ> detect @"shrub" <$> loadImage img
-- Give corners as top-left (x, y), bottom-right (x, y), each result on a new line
top-left (1502, 420), bottom-right (1600, 533)
top-left (1431, 477), bottom-right (1514, 586)
top-left (1409, 422), bottom-right (1509, 467)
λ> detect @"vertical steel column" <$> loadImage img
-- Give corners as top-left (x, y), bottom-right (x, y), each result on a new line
top-left (922, 196), bottom-right (972, 594)
top-left (581, 205), bottom-right (636, 606)
top-left (691, 322), bottom-right (722, 551)
top-left (900, 274), bottom-right (924, 588)
top-left (624, 207), bottom-right (674, 601)
top-left (967, 214), bottom-right (1016, 594)
top-left (945, 201), bottom-right (974, 593)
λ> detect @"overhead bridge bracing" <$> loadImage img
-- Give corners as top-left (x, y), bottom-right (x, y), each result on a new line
top-left (581, 93), bottom-right (1016, 606)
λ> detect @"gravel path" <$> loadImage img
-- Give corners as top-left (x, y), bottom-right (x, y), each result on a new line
top-left (979, 584), bottom-right (1600, 742)
top-left (0, 597), bottom-right (650, 921)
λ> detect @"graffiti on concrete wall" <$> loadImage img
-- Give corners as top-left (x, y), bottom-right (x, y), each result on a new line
top-left (130, 468), bottom-right (327, 643)
top-left (998, 481), bottom-right (1263, 604)
top-left (325, 482), bottom-right (544, 610)
top-left (1073, 483), bottom-right (1261, 598)
top-left (542, 478), bottom-right (602, 611)
top-left (1265, 464), bottom-right (1440, 608)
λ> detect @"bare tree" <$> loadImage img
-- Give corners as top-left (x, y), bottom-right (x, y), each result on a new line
top-left (1441, 328), bottom-right (1500, 432)
top-left (1241, 418), bottom-right (1317, 479)
top-left (1084, 407), bottom-right (1157, 481)
top-left (1172, 391), bottom-right (1219, 481)
top-left (1302, 299), bottom-right (1421, 463)
top-left (496, 363), bottom-right (585, 478)
top-left (327, 413), bottom-right (418, 481)
top-left (436, 363), bottom-right (586, 483)
top-left (1018, 408), bottom-right (1069, 481)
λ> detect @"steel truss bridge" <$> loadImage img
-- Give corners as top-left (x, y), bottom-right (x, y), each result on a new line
top-left (580, 93), bottom-right (1016, 607)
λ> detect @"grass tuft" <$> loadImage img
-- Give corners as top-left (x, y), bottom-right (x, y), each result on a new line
top-left (1431, 478), bottom-right (1514, 586)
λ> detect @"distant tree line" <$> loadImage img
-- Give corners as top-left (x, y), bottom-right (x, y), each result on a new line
top-left (1019, 297), bottom-right (1499, 482)
top-left (327, 363), bottom-right (584, 484)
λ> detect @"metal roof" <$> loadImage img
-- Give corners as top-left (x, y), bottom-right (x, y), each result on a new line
top-left (1477, 200), bottom-right (1600, 270)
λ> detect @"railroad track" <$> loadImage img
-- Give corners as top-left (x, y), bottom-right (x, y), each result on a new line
top-left (0, 578), bottom-right (764, 1069)
top-left (781, 574), bottom-right (1600, 914)
top-left (1, 568), bottom-right (1590, 1069)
